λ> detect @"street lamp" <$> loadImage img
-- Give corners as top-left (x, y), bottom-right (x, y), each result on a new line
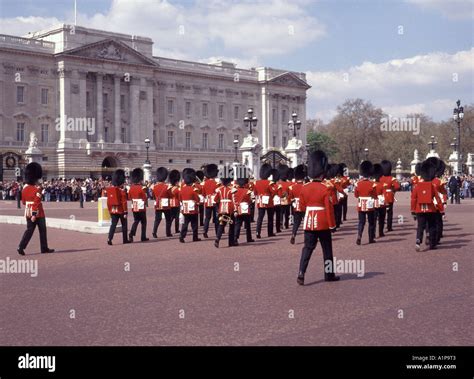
top-left (452, 99), bottom-right (464, 172)
top-left (364, 148), bottom-right (369, 160)
top-left (288, 112), bottom-right (302, 138)
top-left (233, 139), bottom-right (239, 162)
top-left (144, 137), bottom-right (150, 164)
top-left (243, 108), bottom-right (258, 135)
top-left (428, 135), bottom-right (437, 151)
top-left (450, 137), bottom-right (458, 152)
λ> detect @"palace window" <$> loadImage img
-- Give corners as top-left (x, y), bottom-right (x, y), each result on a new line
top-left (121, 95), bottom-right (126, 111)
top-left (16, 122), bottom-right (25, 141)
top-left (282, 109), bottom-right (287, 124)
top-left (41, 88), bottom-right (48, 105)
top-left (185, 101), bottom-right (191, 117)
top-left (234, 106), bottom-right (239, 120)
top-left (218, 133), bottom-right (224, 149)
top-left (185, 132), bottom-right (192, 150)
top-left (41, 124), bottom-right (49, 143)
top-left (167, 99), bottom-right (174, 116)
top-left (202, 133), bottom-right (208, 150)
top-left (103, 93), bottom-right (108, 110)
top-left (86, 91), bottom-right (91, 109)
top-left (104, 127), bottom-right (109, 142)
top-left (282, 135), bottom-right (287, 148)
top-left (167, 130), bottom-right (174, 148)
top-left (202, 103), bottom-right (208, 118)
top-left (234, 134), bottom-right (240, 143)
top-left (218, 104), bottom-right (224, 119)
top-left (152, 130), bottom-right (157, 145)
top-left (153, 98), bottom-right (156, 114)
top-left (16, 86), bottom-right (25, 104)
top-left (272, 108), bottom-right (277, 124)
top-left (121, 127), bottom-right (127, 143)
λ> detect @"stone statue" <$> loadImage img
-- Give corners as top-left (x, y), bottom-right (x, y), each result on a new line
top-left (28, 131), bottom-right (38, 149)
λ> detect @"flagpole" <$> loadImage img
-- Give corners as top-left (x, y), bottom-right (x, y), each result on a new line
top-left (74, 0), bottom-right (77, 25)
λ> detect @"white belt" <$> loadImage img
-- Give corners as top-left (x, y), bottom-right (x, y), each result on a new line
top-left (359, 197), bottom-right (372, 200)
top-left (306, 206), bottom-right (325, 211)
top-left (385, 189), bottom-right (392, 192)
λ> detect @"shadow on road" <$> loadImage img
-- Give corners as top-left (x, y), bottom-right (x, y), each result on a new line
top-left (305, 271), bottom-right (385, 286)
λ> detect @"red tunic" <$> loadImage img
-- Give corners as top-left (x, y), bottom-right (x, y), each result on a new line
top-left (153, 182), bottom-right (171, 210)
top-left (214, 185), bottom-right (235, 214)
top-left (354, 179), bottom-right (377, 212)
top-left (22, 184), bottom-right (45, 218)
top-left (289, 181), bottom-right (304, 212)
top-left (279, 181), bottom-right (292, 206)
top-left (202, 178), bottom-right (220, 207)
top-left (379, 175), bottom-right (400, 204)
top-left (107, 186), bottom-right (128, 215)
top-left (169, 185), bottom-right (180, 208)
top-left (373, 181), bottom-right (386, 208)
top-left (233, 187), bottom-right (252, 215)
top-left (179, 184), bottom-right (199, 214)
top-left (254, 179), bottom-right (276, 208)
top-left (432, 177), bottom-right (447, 205)
top-left (411, 181), bottom-right (443, 213)
top-left (128, 184), bottom-right (147, 213)
top-left (299, 180), bottom-right (336, 231)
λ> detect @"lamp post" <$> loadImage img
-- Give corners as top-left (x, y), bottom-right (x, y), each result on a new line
top-left (428, 135), bottom-right (437, 151)
top-left (243, 108), bottom-right (258, 135)
top-left (144, 137), bottom-right (150, 164)
top-left (364, 148), bottom-right (369, 160)
top-left (233, 139), bottom-right (239, 162)
top-left (288, 112), bottom-right (302, 138)
top-left (452, 100), bottom-right (464, 173)
top-left (450, 137), bottom-right (458, 152)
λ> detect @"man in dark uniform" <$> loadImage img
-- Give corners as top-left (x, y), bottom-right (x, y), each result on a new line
top-left (17, 162), bottom-right (54, 255)
top-left (297, 150), bottom-right (339, 285)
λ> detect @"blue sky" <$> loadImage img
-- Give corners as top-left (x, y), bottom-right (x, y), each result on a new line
top-left (0, 0), bottom-right (473, 121)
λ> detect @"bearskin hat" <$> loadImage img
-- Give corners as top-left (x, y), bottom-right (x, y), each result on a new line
top-left (196, 170), bottom-right (205, 182)
top-left (278, 164), bottom-right (290, 181)
top-left (156, 167), bottom-right (169, 182)
top-left (236, 177), bottom-right (249, 187)
top-left (380, 160), bottom-right (392, 176)
top-left (326, 164), bottom-right (339, 179)
top-left (287, 167), bottom-right (294, 181)
top-left (183, 168), bottom-right (196, 185)
top-left (426, 157), bottom-right (445, 178)
top-left (420, 160), bottom-right (436, 181)
top-left (260, 163), bottom-right (273, 180)
top-left (112, 169), bottom-right (126, 186)
top-left (24, 162), bottom-right (43, 185)
top-left (169, 169), bottom-right (180, 185)
top-left (415, 162), bottom-right (422, 176)
top-left (204, 163), bottom-right (218, 179)
top-left (373, 163), bottom-right (383, 180)
top-left (359, 161), bottom-right (373, 178)
top-left (307, 150), bottom-right (328, 179)
top-left (270, 168), bottom-right (280, 182)
top-left (294, 164), bottom-right (306, 181)
top-left (338, 163), bottom-right (346, 176)
top-left (130, 168), bottom-right (144, 184)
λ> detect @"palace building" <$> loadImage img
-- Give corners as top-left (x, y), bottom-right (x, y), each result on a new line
top-left (0, 24), bottom-right (310, 179)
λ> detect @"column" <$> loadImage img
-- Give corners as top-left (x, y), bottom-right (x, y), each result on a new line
top-left (114, 75), bottom-right (121, 143)
top-left (260, 86), bottom-right (270, 152)
top-left (78, 70), bottom-right (87, 141)
top-left (129, 76), bottom-right (140, 143)
top-left (57, 61), bottom-right (70, 143)
top-left (96, 72), bottom-right (104, 142)
top-left (146, 79), bottom-right (154, 146)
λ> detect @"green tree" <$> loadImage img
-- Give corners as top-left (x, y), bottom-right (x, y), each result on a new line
top-left (307, 131), bottom-right (338, 158)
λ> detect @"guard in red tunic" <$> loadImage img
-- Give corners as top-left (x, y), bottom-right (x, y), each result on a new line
top-left (379, 160), bottom-right (401, 232)
top-left (289, 164), bottom-right (306, 244)
top-left (411, 163), bottom-right (422, 191)
top-left (339, 163), bottom-right (350, 221)
top-left (297, 151), bottom-right (339, 285)
top-left (233, 176), bottom-right (255, 245)
top-left (326, 164), bottom-right (341, 229)
top-left (271, 168), bottom-right (283, 233)
top-left (17, 162), bottom-right (54, 255)
top-left (427, 157), bottom-right (447, 246)
top-left (202, 164), bottom-right (220, 238)
top-left (372, 163), bottom-right (387, 238)
top-left (179, 169), bottom-right (201, 243)
top-left (107, 169), bottom-right (130, 245)
top-left (168, 170), bottom-right (181, 235)
top-left (214, 172), bottom-right (236, 248)
top-left (354, 161), bottom-right (377, 245)
top-left (411, 160), bottom-right (443, 251)
top-left (278, 165), bottom-right (292, 230)
top-left (128, 168), bottom-right (149, 242)
top-left (152, 167), bottom-right (172, 238)
top-left (254, 163), bottom-right (277, 238)
top-left (196, 170), bottom-right (205, 227)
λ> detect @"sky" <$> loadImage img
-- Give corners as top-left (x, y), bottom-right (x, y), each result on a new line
top-left (0, 0), bottom-right (472, 122)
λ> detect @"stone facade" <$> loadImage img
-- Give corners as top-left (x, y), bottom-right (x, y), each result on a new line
top-left (0, 24), bottom-right (310, 179)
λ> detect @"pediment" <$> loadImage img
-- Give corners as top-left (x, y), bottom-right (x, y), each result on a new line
top-left (59, 39), bottom-right (158, 67)
top-left (267, 72), bottom-right (310, 89)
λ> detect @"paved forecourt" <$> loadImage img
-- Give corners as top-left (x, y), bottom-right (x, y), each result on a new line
top-left (0, 192), bottom-right (472, 345)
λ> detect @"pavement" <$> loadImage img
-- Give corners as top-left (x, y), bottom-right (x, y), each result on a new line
top-left (0, 193), bottom-right (472, 346)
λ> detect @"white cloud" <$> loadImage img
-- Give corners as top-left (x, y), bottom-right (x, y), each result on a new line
top-left (406, 0), bottom-right (474, 20)
top-left (306, 48), bottom-right (474, 122)
top-left (0, 16), bottom-right (62, 36)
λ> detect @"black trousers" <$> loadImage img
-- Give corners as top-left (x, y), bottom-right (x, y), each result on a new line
top-left (130, 211), bottom-right (147, 240)
top-left (203, 206), bottom-right (218, 234)
top-left (358, 211), bottom-right (376, 242)
top-left (375, 207), bottom-right (386, 236)
top-left (108, 214), bottom-right (128, 243)
top-left (235, 214), bottom-right (253, 242)
top-left (256, 207), bottom-right (274, 236)
top-left (153, 209), bottom-right (172, 236)
top-left (250, 203), bottom-right (255, 222)
top-left (450, 190), bottom-right (460, 204)
top-left (281, 204), bottom-right (291, 229)
top-left (416, 212), bottom-right (436, 248)
top-left (341, 196), bottom-right (348, 221)
top-left (292, 211), bottom-right (304, 236)
top-left (298, 230), bottom-right (336, 279)
top-left (180, 214), bottom-right (199, 240)
top-left (386, 203), bottom-right (394, 230)
top-left (169, 207), bottom-right (180, 233)
top-left (334, 203), bottom-right (342, 228)
top-left (199, 204), bottom-right (204, 226)
top-left (436, 211), bottom-right (443, 242)
top-left (274, 205), bottom-right (282, 232)
top-left (216, 214), bottom-right (235, 245)
top-left (19, 217), bottom-right (49, 252)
